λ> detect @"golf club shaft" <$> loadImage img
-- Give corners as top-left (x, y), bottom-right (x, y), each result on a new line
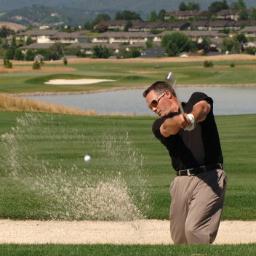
top-left (166, 72), bottom-right (185, 114)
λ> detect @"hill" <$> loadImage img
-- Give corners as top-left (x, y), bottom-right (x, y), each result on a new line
top-left (0, 0), bottom-right (255, 25)
top-left (0, 0), bottom-right (255, 12)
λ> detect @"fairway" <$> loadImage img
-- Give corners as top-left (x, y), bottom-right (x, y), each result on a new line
top-left (1, 56), bottom-right (256, 94)
top-left (0, 112), bottom-right (255, 221)
top-left (0, 111), bottom-right (255, 253)
top-left (0, 57), bottom-right (256, 252)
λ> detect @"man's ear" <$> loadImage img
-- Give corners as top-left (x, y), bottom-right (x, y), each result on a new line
top-left (165, 91), bottom-right (172, 99)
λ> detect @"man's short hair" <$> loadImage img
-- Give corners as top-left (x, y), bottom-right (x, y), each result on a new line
top-left (143, 81), bottom-right (176, 98)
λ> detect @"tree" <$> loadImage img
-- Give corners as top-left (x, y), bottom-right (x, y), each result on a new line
top-left (149, 11), bottom-right (158, 22)
top-left (208, 0), bottom-right (229, 13)
top-left (4, 48), bottom-right (15, 60)
top-left (115, 10), bottom-right (141, 20)
top-left (161, 32), bottom-right (194, 56)
top-left (124, 21), bottom-right (133, 32)
top-left (118, 48), bottom-right (141, 58)
top-left (146, 38), bottom-right (154, 49)
top-left (235, 33), bottom-right (247, 44)
top-left (26, 36), bottom-right (33, 45)
top-left (84, 21), bottom-right (93, 30)
top-left (222, 37), bottom-right (240, 53)
top-left (251, 8), bottom-right (256, 20)
top-left (197, 37), bottom-right (211, 54)
top-left (93, 45), bottom-right (111, 58)
top-left (231, 0), bottom-right (246, 10)
top-left (0, 27), bottom-right (13, 38)
top-left (93, 13), bottom-right (111, 25)
top-left (179, 2), bottom-right (200, 11)
top-left (25, 49), bottom-right (36, 61)
top-left (14, 49), bottom-right (24, 60)
top-left (158, 9), bottom-right (166, 21)
top-left (239, 9), bottom-right (249, 20)
top-left (179, 2), bottom-right (187, 11)
top-left (94, 23), bottom-right (108, 33)
top-left (11, 36), bottom-right (17, 49)
top-left (49, 43), bottom-right (64, 60)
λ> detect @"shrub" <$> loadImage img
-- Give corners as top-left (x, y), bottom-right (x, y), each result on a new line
top-left (63, 57), bottom-right (68, 65)
top-left (3, 58), bottom-right (12, 68)
top-left (203, 60), bottom-right (214, 68)
top-left (245, 47), bottom-right (256, 55)
top-left (230, 62), bottom-right (235, 68)
top-left (32, 61), bottom-right (41, 70)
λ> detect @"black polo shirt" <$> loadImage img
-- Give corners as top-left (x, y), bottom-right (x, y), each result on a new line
top-left (152, 92), bottom-right (223, 171)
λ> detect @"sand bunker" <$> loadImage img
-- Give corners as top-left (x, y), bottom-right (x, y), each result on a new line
top-left (0, 220), bottom-right (255, 244)
top-left (45, 79), bottom-right (115, 85)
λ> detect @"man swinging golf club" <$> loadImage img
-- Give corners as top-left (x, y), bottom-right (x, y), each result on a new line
top-left (143, 72), bottom-right (227, 244)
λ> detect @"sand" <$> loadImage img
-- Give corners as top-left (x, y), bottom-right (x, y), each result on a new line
top-left (0, 219), bottom-right (255, 245)
top-left (45, 79), bottom-right (115, 85)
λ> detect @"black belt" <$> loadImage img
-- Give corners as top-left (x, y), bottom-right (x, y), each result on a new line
top-left (176, 163), bottom-right (223, 176)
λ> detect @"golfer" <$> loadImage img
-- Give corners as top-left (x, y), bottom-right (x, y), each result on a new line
top-left (143, 80), bottom-right (227, 244)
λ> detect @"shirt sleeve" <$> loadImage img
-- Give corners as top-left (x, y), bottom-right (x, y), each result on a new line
top-left (152, 112), bottom-right (179, 140)
top-left (187, 92), bottom-right (213, 107)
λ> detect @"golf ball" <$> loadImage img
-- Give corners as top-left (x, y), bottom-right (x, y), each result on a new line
top-left (84, 154), bottom-right (91, 162)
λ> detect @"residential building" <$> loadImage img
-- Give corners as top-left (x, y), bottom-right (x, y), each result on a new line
top-left (16, 29), bottom-right (87, 44)
top-left (241, 26), bottom-right (256, 38)
top-left (91, 32), bottom-right (152, 45)
top-left (164, 10), bottom-right (210, 21)
top-left (216, 10), bottom-right (240, 21)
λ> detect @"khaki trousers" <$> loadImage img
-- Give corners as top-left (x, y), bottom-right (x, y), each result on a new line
top-left (170, 169), bottom-right (227, 244)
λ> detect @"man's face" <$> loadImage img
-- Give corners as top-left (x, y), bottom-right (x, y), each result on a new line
top-left (145, 90), bottom-right (179, 117)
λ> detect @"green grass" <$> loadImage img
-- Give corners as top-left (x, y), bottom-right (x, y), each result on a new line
top-left (0, 112), bottom-right (255, 220)
top-left (0, 244), bottom-right (256, 256)
top-left (1, 60), bottom-right (256, 93)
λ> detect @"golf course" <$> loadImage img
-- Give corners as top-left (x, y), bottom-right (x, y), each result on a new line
top-left (0, 55), bottom-right (256, 255)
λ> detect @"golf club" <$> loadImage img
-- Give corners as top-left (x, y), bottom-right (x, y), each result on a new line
top-left (165, 71), bottom-right (185, 114)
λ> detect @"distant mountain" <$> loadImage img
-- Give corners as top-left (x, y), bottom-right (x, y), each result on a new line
top-left (0, 0), bottom-right (255, 12)
top-left (0, 0), bottom-right (255, 25)
top-left (0, 4), bottom-right (69, 26)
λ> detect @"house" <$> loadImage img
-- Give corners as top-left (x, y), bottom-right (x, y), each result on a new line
top-left (154, 30), bottom-right (225, 45)
top-left (16, 29), bottom-right (58, 43)
top-left (94, 20), bottom-right (128, 31)
top-left (208, 20), bottom-right (240, 31)
top-left (183, 31), bottom-right (225, 42)
top-left (50, 32), bottom-right (80, 44)
top-left (128, 21), bottom-right (190, 32)
top-left (67, 42), bottom-right (145, 56)
top-left (240, 26), bottom-right (256, 38)
top-left (16, 29), bottom-right (87, 44)
top-left (191, 20), bottom-right (210, 31)
top-left (216, 10), bottom-right (240, 21)
top-left (91, 32), bottom-right (152, 45)
top-left (164, 10), bottom-right (202, 20)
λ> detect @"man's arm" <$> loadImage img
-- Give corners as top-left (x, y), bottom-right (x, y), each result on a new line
top-left (160, 100), bottom-right (211, 137)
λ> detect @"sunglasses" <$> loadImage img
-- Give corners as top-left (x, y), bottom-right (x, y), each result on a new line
top-left (149, 92), bottom-right (166, 110)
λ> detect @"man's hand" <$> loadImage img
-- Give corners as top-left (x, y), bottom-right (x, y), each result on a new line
top-left (160, 114), bottom-right (187, 137)
top-left (160, 100), bottom-right (211, 137)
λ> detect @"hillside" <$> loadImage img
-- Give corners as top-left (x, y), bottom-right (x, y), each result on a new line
top-left (0, 0), bottom-right (255, 12)
top-left (0, 0), bottom-right (255, 25)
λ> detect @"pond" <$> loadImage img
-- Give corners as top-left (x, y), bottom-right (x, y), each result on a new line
top-left (26, 87), bottom-right (256, 116)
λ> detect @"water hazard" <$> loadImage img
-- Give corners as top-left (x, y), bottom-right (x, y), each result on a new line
top-left (26, 87), bottom-right (256, 115)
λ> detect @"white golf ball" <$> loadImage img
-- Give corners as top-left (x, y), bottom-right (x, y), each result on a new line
top-left (84, 154), bottom-right (91, 162)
